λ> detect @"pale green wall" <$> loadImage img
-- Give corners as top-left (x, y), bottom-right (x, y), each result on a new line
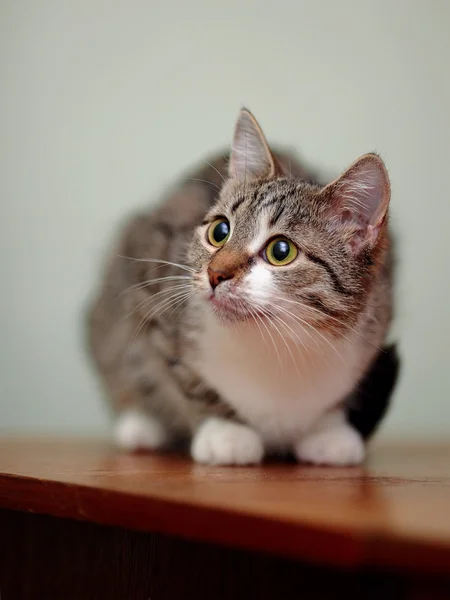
top-left (1, 0), bottom-right (449, 438)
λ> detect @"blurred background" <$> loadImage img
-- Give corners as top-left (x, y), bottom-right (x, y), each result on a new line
top-left (1, 0), bottom-right (449, 439)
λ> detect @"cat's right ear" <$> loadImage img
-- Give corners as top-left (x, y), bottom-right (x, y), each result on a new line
top-left (229, 109), bottom-right (279, 181)
top-left (320, 153), bottom-right (391, 254)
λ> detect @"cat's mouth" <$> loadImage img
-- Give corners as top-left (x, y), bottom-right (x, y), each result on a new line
top-left (208, 292), bottom-right (263, 323)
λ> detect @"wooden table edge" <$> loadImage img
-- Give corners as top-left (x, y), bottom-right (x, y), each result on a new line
top-left (1, 471), bottom-right (449, 575)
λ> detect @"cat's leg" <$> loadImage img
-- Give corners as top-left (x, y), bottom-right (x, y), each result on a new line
top-left (191, 417), bottom-right (264, 465)
top-left (100, 332), bottom-right (192, 453)
top-left (115, 408), bottom-right (169, 451)
top-left (112, 366), bottom-right (194, 452)
top-left (294, 408), bottom-right (365, 466)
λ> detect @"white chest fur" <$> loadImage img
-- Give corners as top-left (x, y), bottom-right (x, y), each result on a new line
top-left (196, 311), bottom-right (365, 449)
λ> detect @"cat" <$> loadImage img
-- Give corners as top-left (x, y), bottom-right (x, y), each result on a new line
top-left (87, 108), bottom-right (400, 466)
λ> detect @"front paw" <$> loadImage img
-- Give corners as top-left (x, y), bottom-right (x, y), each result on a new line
top-left (191, 418), bottom-right (264, 465)
top-left (115, 409), bottom-right (168, 451)
top-left (294, 423), bottom-right (365, 466)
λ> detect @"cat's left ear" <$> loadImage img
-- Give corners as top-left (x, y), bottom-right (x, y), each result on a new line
top-left (229, 108), bottom-right (280, 181)
top-left (320, 153), bottom-right (391, 254)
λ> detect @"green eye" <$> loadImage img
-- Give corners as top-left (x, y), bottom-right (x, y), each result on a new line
top-left (207, 218), bottom-right (230, 247)
top-left (264, 237), bottom-right (298, 266)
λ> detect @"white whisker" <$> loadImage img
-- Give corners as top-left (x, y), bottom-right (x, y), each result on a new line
top-left (167, 290), bottom-right (196, 319)
top-left (253, 308), bottom-right (282, 374)
top-left (247, 306), bottom-right (270, 352)
top-left (272, 311), bottom-right (322, 374)
top-left (273, 303), bottom-right (345, 367)
top-left (127, 289), bottom-right (193, 353)
top-left (184, 177), bottom-right (222, 192)
top-left (120, 275), bottom-right (191, 296)
top-left (261, 308), bottom-right (300, 375)
top-left (271, 294), bottom-right (382, 352)
top-left (122, 283), bottom-right (193, 323)
top-left (117, 255), bottom-right (195, 274)
top-left (202, 160), bottom-right (227, 185)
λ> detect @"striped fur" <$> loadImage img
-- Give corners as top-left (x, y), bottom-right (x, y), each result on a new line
top-left (87, 109), bottom-right (397, 465)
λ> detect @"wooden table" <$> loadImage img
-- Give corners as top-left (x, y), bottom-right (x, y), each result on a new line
top-left (0, 439), bottom-right (449, 599)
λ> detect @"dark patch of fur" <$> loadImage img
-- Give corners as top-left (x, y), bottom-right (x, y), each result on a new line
top-left (347, 345), bottom-right (400, 439)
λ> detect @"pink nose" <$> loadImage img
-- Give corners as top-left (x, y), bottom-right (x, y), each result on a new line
top-left (207, 267), bottom-right (233, 290)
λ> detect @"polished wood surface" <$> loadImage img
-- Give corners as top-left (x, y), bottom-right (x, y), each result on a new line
top-left (1, 439), bottom-right (449, 574)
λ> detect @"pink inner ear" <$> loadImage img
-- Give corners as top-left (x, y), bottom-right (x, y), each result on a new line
top-left (337, 161), bottom-right (386, 226)
top-left (327, 155), bottom-right (390, 252)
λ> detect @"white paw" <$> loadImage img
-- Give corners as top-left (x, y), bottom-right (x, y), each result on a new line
top-left (191, 418), bottom-right (264, 466)
top-left (115, 409), bottom-right (168, 451)
top-left (294, 423), bottom-right (365, 466)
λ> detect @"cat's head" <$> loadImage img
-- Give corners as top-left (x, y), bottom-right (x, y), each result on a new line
top-left (188, 109), bottom-right (391, 334)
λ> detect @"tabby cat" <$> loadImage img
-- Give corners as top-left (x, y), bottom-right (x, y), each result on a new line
top-left (87, 109), bottom-right (399, 466)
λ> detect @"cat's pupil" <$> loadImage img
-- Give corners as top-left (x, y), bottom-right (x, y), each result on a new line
top-left (214, 221), bottom-right (229, 242)
top-left (272, 240), bottom-right (290, 261)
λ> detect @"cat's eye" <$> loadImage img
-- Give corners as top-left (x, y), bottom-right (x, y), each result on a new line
top-left (207, 218), bottom-right (230, 247)
top-left (263, 237), bottom-right (298, 266)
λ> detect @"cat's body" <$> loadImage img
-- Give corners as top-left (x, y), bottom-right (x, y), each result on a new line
top-left (88, 110), bottom-right (399, 465)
